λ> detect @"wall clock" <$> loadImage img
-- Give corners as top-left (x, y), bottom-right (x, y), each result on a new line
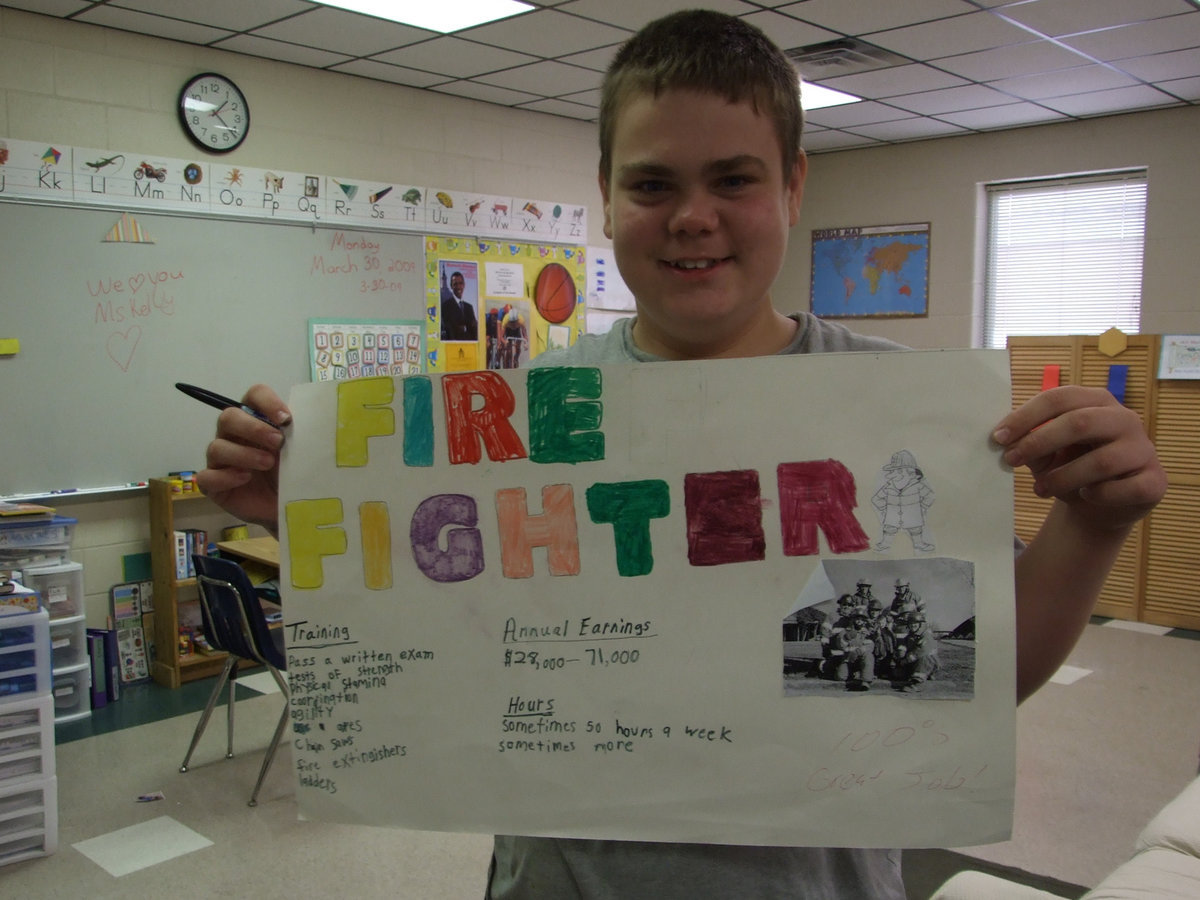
top-left (178, 73), bottom-right (250, 153)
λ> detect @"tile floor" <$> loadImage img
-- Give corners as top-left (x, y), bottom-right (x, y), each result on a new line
top-left (4, 617), bottom-right (1198, 898)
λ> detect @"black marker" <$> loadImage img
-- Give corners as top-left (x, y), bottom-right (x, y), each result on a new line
top-left (175, 382), bottom-right (283, 429)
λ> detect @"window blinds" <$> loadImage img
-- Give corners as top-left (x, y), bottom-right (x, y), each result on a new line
top-left (983, 171), bottom-right (1146, 349)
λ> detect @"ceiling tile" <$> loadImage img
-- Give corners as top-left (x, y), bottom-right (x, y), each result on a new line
top-left (934, 40), bottom-right (1089, 81)
top-left (993, 0), bottom-right (1192, 38)
top-left (515, 97), bottom-right (596, 120)
top-left (937, 102), bottom-right (1067, 129)
top-left (557, 0), bottom-right (757, 32)
top-left (0, 1), bottom-right (93, 14)
top-left (844, 117), bottom-right (970, 142)
top-left (328, 59), bottom-right (450, 88)
top-left (558, 87), bottom-right (602, 106)
top-left (475, 60), bottom-right (601, 96)
top-left (737, 10), bottom-right (839, 52)
top-left (988, 64), bottom-right (1138, 100)
top-left (557, 44), bottom-right (622, 72)
top-left (213, 34), bottom-right (353, 68)
top-left (866, 11), bottom-right (1035, 59)
top-left (887, 83), bottom-right (1017, 114)
top-left (802, 130), bottom-right (881, 152)
top-left (1060, 14), bottom-right (1200, 62)
top-left (373, 36), bottom-right (539, 79)
top-left (108, 0), bottom-right (311, 32)
top-left (457, 9), bottom-right (630, 58)
top-left (1039, 83), bottom-right (1186, 116)
top-left (11, 0), bottom-right (1197, 137)
top-left (775, 0), bottom-right (975, 36)
top-left (1114, 47), bottom-right (1200, 82)
top-left (75, 5), bottom-right (233, 44)
top-left (430, 80), bottom-right (542, 107)
top-left (805, 100), bottom-right (915, 128)
top-left (1157, 75), bottom-right (1200, 101)
top-left (250, 7), bottom-right (433, 57)
top-left (818, 63), bottom-right (968, 98)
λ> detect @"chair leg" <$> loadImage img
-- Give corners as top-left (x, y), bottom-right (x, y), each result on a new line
top-left (180, 656), bottom-right (236, 773)
top-left (225, 669), bottom-right (236, 759)
top-left (248, 666), bottom-right (290, 807)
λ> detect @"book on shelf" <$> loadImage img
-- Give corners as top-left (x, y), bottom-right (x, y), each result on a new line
top-left (0, 500), bottom-right (55, 520)
top-left (174, 529), bottom-right (209, 579)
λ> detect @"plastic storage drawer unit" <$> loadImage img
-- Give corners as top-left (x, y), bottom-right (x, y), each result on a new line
top-left (23, 563), bottom-right (83, 620)
top-left (0, 776), bottom-right (57, 866)
top-left (0, 610), bottom-right (50, 705)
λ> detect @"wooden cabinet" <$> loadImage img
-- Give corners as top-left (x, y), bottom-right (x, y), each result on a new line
top-left (1008, 334), bottom-right (1200, 630)
top-left (148, 477), bottom-right (227, 688)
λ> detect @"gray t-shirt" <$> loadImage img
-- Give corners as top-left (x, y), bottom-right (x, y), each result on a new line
top-left (486, 313), bottom-right (907, 899)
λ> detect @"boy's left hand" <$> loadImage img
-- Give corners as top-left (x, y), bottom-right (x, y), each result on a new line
top-left (992, 385), bottom-right (1167, 531)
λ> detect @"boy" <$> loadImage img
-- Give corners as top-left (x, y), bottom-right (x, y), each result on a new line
top-left (197, 11), bottom-right (1166, 898)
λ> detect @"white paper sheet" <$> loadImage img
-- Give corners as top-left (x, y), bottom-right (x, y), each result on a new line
top-left (278, 349), bottom-right (1015, 847)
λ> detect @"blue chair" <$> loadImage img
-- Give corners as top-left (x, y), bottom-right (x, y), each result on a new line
top-left (178, 554), bottom-right (289, 807)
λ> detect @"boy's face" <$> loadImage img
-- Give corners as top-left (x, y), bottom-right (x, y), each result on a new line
top-left (600, 88), bottom-right (806, 359)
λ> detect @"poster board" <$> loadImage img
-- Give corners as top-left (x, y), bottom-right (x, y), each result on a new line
top-left (277, 349), bottom-right (1016, 847)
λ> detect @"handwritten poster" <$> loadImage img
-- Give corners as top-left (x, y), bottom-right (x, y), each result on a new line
top-left (278, 350), bottom-right (1016, 847)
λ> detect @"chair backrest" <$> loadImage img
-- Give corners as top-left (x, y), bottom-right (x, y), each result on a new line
top-left (192, 554), bottom-right (285, 670)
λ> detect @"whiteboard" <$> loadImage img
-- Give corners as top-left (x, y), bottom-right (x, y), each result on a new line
top-left (0, 201), bottom-right (425, 496)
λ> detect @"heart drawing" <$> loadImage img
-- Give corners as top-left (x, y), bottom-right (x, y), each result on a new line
top-left (106, 326), bottom-right (142, 372)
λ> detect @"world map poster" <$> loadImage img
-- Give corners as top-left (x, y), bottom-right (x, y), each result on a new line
top-left (811, 223), bottom-right (930, 318)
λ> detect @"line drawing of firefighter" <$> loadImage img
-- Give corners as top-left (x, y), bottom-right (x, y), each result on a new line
top-left (891, 609), bottom-right (940, 692)
top-left (872, 449), bottom-right (935, 552)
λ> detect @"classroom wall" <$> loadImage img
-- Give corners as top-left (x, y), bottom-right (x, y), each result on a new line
top-left (779, 104), bottom-right (1200, 348)
top-left (0, 9), bottom-right (602, 626)
top-left (5, 10), bottom-right (1198, 630)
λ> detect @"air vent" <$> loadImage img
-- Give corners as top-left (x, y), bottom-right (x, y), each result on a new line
top-left (785, 38), bottom-right (909, 79)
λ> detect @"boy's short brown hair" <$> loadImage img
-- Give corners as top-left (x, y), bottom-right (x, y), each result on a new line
top-left (598, 10), bottom-right (805, 180)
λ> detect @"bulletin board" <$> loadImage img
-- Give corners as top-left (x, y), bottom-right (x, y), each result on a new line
top-left (0, 201), bottom-right (424, 496)
top-left (424, 235), bottom-right (586, 373)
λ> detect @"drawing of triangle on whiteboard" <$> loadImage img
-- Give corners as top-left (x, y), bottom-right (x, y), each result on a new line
top-left (103, 212), bottom-right (154, 243)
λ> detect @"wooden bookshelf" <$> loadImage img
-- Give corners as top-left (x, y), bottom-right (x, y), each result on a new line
top-left (148, 477), bottom-right (228, 688)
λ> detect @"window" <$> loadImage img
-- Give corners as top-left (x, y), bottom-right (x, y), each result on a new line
top-left (983, 170), bottom-right (1147, 349)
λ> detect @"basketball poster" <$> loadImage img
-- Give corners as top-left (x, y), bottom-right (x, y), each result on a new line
top-left (424, 235), bottom-right (586, 373)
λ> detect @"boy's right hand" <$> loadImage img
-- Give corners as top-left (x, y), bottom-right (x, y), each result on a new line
top-left (195, 384), bottom-right (290, 534)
